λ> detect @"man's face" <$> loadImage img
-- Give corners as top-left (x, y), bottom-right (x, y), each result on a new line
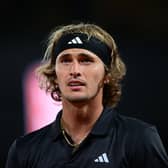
top-left (55, 48), bottom-right (106, 103)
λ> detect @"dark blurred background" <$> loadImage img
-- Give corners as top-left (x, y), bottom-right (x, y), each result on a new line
top-left (0, 0), bottom-right (168, 167)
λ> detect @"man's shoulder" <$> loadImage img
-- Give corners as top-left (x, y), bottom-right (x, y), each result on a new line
top-left (115, 112), bottom-right (156, 134)
top-left (15, 122), bottom-right (54, 149)
top-left (6, 121), bottom-right (58, 166)
top-left (15, 111), bottom-right (62, 148)
top-left (113, 112), bottom-right (159, 147)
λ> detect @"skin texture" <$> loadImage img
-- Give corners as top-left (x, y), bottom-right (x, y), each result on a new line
top-left (55, 48), bottom-right (107, 144)
top-left (55, 49), bottom-right (105, 103)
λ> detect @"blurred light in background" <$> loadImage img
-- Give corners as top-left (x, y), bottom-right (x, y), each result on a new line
top-left (23, 62), bottom-right (62, 133)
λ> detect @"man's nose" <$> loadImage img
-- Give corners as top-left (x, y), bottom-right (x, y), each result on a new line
top-left (69, 61), bottom-right (81, 77)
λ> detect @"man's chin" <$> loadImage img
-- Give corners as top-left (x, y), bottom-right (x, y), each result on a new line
top-left (68, 97), bottom-right (89, 103)
top-left (63, 95), bottom-right (90, 103)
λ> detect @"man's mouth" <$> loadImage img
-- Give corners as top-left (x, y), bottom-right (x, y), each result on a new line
top-left (67, 80), bottom-right (86, 90)
top-left (68, 82), bottom-right (85, 86)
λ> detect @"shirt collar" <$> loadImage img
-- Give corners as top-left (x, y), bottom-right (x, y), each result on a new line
top-left (50, 107), bottom-right (116, 140)
top-left (50, 110), bottom-right (63, 141)
top-left (90, 107), bottom-right (116, 136)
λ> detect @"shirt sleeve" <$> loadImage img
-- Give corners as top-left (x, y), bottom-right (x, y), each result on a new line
top-left (5, 140), bottom-right (20, 168)
top-left (131, 126), bottom-right (168, 168)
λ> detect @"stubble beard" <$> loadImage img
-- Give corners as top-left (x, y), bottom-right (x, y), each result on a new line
top-left (61, 79), bottom-right (104, 104)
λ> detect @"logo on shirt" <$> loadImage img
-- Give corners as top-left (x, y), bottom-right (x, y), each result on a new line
top-left (68, 36), bottom-right (83, 44)
top-left (94, 153), bottom-right (109, 163)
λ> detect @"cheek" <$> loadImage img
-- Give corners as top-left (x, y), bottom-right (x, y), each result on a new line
top-left (55, 65), bottom-right (66, 79)
top-left (89, 68), bottom-right (105, 83)
top-left (55, 70), bottom-right (64, 86)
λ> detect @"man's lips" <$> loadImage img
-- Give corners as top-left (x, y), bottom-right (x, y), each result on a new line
top-left (67, 80), bottom-right (86, 88)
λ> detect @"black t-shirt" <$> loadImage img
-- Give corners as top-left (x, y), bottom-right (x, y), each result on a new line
top-left (6, 108), bottom-right (168, 168)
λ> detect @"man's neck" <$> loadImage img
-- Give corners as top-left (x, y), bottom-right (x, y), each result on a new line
top-left (61, 99), bottom-right (103, 144)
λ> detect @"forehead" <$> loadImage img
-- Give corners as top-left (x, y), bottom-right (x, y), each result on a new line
top-left (56, 48), bottom-right (102, 61)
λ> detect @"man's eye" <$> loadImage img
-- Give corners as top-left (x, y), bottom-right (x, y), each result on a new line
top-left (80, 59), bottom-right (93, 63)
top-left (61, 59), bottom-right (71, 63)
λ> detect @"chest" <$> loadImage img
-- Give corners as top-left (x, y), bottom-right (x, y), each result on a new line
top-left (24, 135), bottom-right (130, 168)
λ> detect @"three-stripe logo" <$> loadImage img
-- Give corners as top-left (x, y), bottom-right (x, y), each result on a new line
top-left (94, 153), bottom-right (109, 163)
top-left (68, 36), bottom-right (83, 44)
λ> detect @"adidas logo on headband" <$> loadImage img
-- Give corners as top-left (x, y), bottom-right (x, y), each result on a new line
top-left (68, 36), bottom-right (83, 44)
top-left (54, 33), bottom-right (112, 66)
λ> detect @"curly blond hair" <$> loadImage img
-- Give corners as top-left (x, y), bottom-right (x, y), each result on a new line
top-left (36, 23), bottom-right (126, 107)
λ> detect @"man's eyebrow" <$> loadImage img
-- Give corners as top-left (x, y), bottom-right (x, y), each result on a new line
top-left (58, 53), bottom-right (71, 59)
top-left (59, 52), bottom-right (95, 58)
top-left (78, 53), bottom-right (95, 58)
